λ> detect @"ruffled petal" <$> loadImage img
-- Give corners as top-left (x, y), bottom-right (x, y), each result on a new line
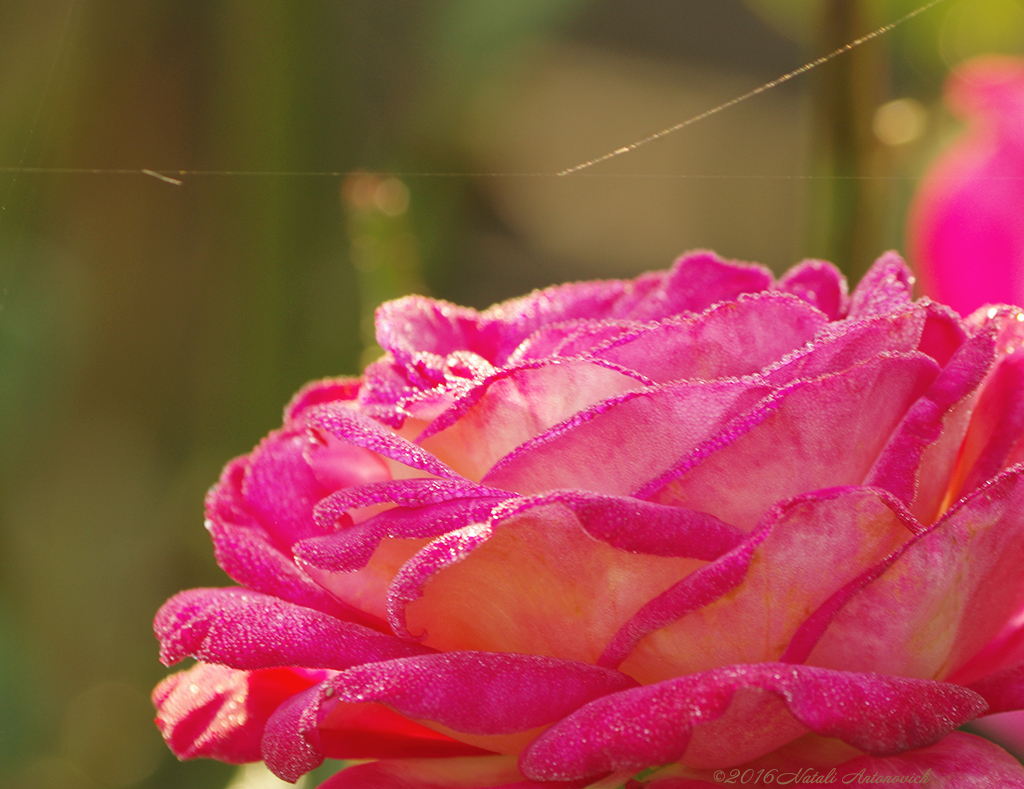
top-left (847, 252), bottom-right (915, 318)
top-left (155, 587), bottom-right (431, 669)
top-left (645, 352), bottom-right (940, 529)
top-left (483, 379), bottom-right (771, 497)
top-left (588, 292), bottom-right (827, 383)
top-left (519, 664), bottom-right (986, 780)
top-left (152, 662), bottom-right (324, 763)
top-left (307, 403), bottom-right (462, 480)
top-left (610, 487), bottom-right (917, 683)
top-left (761, 307), bottom-right (924, 386)
top-left (804, 465), bottom-right (1024, 681)
top-left (388, 499), bottom-right (716, 660)
top-left (417, 359), bottom-right (648, 480)
top-left (774, 258), bottom-right (848, 320)
top-left (262, 652), bottom-right (636, 779)
top-left (206, 460), bottom-right (381, 626)
top-left (262, 682), bottom-right (488, 779)
top-left (865, 327), bottom-right (995, 516)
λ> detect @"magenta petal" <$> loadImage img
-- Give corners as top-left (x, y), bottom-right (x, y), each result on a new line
top-left (959, 354), bottom-right (1024, 496)
top-left (239, 430), bottom-right (333, 547)
top-left (417, 359), bottom-right (648, 480)
top-left (611, 487), bottom-right (917, 682)
top-left (806, 466), bottom-right (1024, 680)
top-left (153, 662), bottom-right (324, 764)
top-left (262, 683), bottom-right (327, 779)
top-left (284, 377), bottom-right (361, 421)
top-left (317, 756), bottom-right (594, 789)
top-left (847, 251), bottom-right (915, 318)
top-left (297, 496), bottom-right (507, 573)
top-left (519, 664), bottom-right (986, 781)
top-left (917, 299), bottom-right (970, 367)
top-left (657, 250), bottom-right (774, 315)
top-left (484, 378), bottom-right (771, 497)
top-left (865, 327), bottom-right (995, 507)
top-left (761, 307), bottom-right (925, 386)
top-left (509, 319), bottom-right (641, 364)
top-left (968, 660), bottom-right (1024, 714)
top-left (589, 292), bottom-right (827, 383)
top-left (155, 587), bottom-right (432, 669)
top-left (324, 652), bottom-right (637, 735)
top-left (774, 259), bottom-right (849, 320)
top-left (313, 479), bottom-right (508, 527)
top-left (646, 353), bottom-right (940, 529)
top-left (829, 731), bottom-right (1024, 787)
top-left (307, 402), bottom-right (463, 480)
top-left (498, 490), bottom-right (745, 560)
top-left (207, 516), bottom-right (381, 627)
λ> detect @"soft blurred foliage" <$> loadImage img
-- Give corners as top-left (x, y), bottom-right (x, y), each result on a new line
top-left (0, 1), bottom-right (1021, 788)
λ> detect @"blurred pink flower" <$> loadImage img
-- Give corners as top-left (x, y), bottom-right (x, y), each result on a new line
top-left (909, 56), bottom-right (1024, 316)
top-left (154, 252), bottom-right (1024, 787)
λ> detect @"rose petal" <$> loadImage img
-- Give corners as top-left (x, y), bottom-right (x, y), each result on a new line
top-left (262, 682), bottom-right (489, 780)
top-left (774, 258), bottom-right (848, 320)
top-left (645, 352), bottom-right (940, 529)
top-left (417, 359), bottom-right (648, 480)
top-left (262, 652), bottom-right (636, 779)
top-left (846, 251), bottom-right (915, 318)
top-left (299, 493), bottom-right (508, 574)
top-left (967, 660), bottom-right (1024, 714)
top-left (284, 376), bottom-right (361, 422)
top-left (324, 652), bottom-right (637, 736)
top-left (307, 402), bottom-right (463, 480)
top-left (864, 327), bottom-right (995, 513)
top-left (917, 299), bottom-right (970, 367)
top-left (317, 755), bottom-right (593, 789)
top-left (155, 587), bottom-right (431, 669)
top-left (206, 463), bottom-right (380, 626)
top-left (804, 465), bottom-right (1024, 681)
top-left (609, 487), bottom-right (917, 682)
top-left (589, 292), bottom-right (828, 383)
top-left (312, 478), bottom-right (508, 529)
top-left (152, 662), bottom-right (324, 763)
top-left (519, 664), bottom-right (986, 780)
top-left (508, 319), bottom-right (643, 364)
top-left (389, 503), bottom-right (713, 661)
top-left (499, 490), bottom-right (745, 560)
top-left (827, 731), bottom-right (1024, 788)
top-left (761, 307), bottom-right (925, 385)
top-left (653, 251), bottom-right (774, 316)
top-left (483, 378), bottom-right (771, 497)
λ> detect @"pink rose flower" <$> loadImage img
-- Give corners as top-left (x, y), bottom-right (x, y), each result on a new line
top-left (154, 251), bottom-right (1024, 787)
top-left (909, 56), bottom-right (1024, 317)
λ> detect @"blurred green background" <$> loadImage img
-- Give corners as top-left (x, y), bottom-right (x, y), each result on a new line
top-left (1, 1), bottom-right (1023, 788)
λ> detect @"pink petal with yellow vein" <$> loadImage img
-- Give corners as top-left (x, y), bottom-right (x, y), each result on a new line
top-left (610, 487), bottom-right (916, 683)
top-left (417, 359), bottom-right (648, 480)
top-left (484, 378), bottom-right (771, 496)
top-left (804, 465), bottom-right (1024, 680)
top-left (588, 292), bottom-right (827, 383)
top-left (646, 352), bottom-right (939, 529)
top-left (389, 499), bottom-right (719, 661)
